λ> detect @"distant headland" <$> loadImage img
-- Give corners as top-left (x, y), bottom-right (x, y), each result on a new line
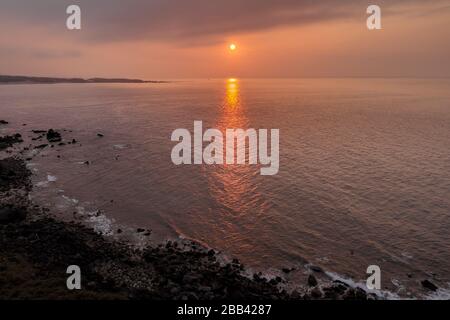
top-left (0, 75), bottom-right (168, 84)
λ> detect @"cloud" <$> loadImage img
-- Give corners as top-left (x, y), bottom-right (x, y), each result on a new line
top-left (29, 49), bottom-right (82, 59)
top-left (1, 0), bottom-right (449, 78)
top-left (0, 47), bottom-right (81, 59)
top-left (1, 0), bottom-right (448, 46)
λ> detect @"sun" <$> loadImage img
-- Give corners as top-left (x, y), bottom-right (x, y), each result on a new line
top-left (229, 43), bottom-right (237, 51)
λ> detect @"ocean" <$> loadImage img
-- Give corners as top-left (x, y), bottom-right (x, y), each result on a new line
top-left (1, 78), bottom-right (449, 298)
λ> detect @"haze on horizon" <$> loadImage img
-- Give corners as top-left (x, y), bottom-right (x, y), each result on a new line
top-left (0, 0), bottom-right (449, 79)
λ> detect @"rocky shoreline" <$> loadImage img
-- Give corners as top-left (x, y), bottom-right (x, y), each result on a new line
top-left (0, 120), bottom-right (377, 300)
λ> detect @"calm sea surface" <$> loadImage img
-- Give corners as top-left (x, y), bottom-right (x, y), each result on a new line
top-left (1, 78), bottom-right (450, 298)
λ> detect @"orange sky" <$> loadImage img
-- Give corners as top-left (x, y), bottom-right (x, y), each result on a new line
top-left (0, 0), bottom-right (449, 79)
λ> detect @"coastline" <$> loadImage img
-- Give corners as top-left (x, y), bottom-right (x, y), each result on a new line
top-left (0, 120), bottom-right (376, 300)
top-left (0, 75), bottom-right (169, 85)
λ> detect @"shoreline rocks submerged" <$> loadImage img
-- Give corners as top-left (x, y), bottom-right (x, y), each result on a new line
top-left (0, 121), bottom-right (380, 300)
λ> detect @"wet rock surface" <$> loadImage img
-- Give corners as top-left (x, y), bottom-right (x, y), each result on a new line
top-left (308, 274), bottom-right (318, 287)
top-left (46, 129), bottom-right (62, 143)
top-left (0, 157), bottom-right (31, 191)
top-left (421, 279), bottom-right (438, 291)
top-left (0, 134), bottom-right (23, 150)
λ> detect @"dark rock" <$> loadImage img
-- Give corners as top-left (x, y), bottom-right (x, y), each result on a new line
top-left (290, 290), bottom-right (302, 300)
top-left (253, 273), bottom-right (261, 281)
top-left (46, 129), bottom-right (62, 142)
top-left (340, 286), bottom-right (367, 300)
top-left (0, 134), bottom-right (23, 150)
top-left (310, 265), bottom-right (324, 273)
top-left (0, 157), bottom-right (32, 191)
top-left (137, 228), bottom-right (145, 233)
top-left (332, 282), bottom-right (349, 294)
top-left (97, 133), bottom-right (104, 137)
top-left (354, 287), bottom-right (368, 300)
top-left (307, 274), bottom-right (318, 287)
top-left (183, 273), bottom-right (202, 283)
top-left (0, 206), bottom-right (27, 223)
top-left (421, 279), bottom-right (438, 291)
top-left (310, 287), bottom-right (322, 298)
top-left (322, 288), bottom-right (339, 299)
top-left (0, 120), bottom-right (8, 125)
top-left (32, 135), bottom-right (44, 141)
top-left (333, 280), bottom-right (350, 288)
top-left (34, 144), bottom-right (48, 149)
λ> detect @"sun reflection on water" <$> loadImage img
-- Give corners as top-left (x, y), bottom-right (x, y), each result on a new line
top-left (225, 79), bottom-right (240, 111)
top-left (201, 79), bottom-right (268, 253)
